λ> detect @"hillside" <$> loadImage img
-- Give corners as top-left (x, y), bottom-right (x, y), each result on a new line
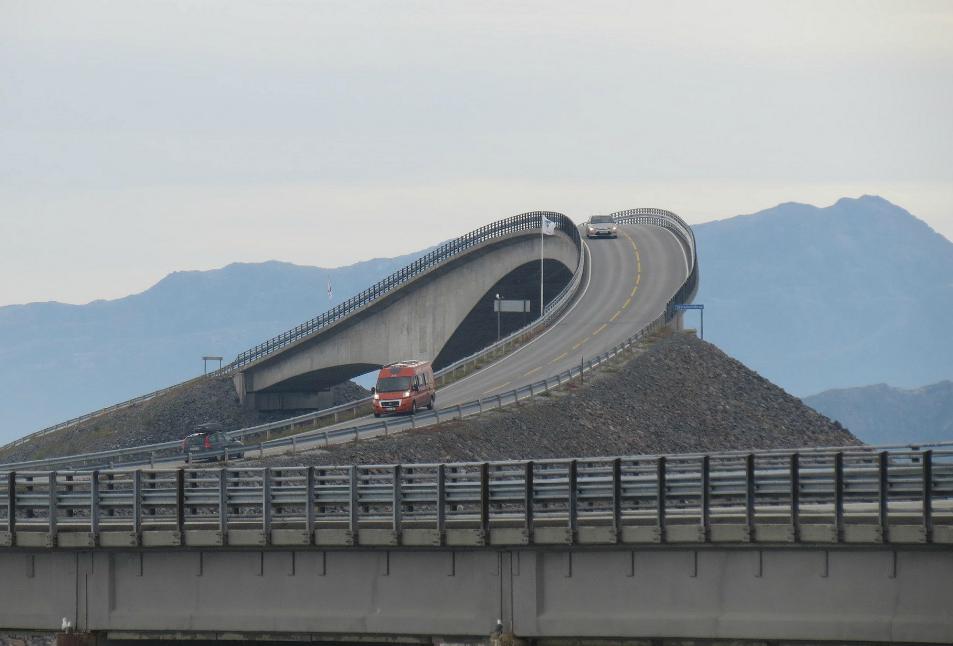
top-left (0, 250), bottom-right (428, 444)
top-left (252, 333), bottom-right (858, 468)
top-left (804, 381), bottom-right (953, 446)
top-left (694, 195), bottom-right (953, 396)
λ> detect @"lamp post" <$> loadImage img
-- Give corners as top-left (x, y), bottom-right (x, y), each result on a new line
top-left (495, 293), bottom-right (502, 341)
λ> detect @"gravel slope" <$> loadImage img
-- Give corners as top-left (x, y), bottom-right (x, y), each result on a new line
top-left (253, 333), bottom-right (859, 468)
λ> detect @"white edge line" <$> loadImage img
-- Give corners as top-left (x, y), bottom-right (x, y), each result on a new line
top-left (660, 226), bottom-right (690, 282)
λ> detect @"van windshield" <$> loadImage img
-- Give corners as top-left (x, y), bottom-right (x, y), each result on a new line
top-left (376, 376), bottom-right (412, 392)
top-left (590, 215), bottom-right (614, 224)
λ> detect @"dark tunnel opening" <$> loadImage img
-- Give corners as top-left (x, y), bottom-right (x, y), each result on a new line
top-left (433, 259), bottom-right (572, 370)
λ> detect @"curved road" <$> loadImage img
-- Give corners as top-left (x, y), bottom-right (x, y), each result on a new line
top-left (434, 222), bottom-right (689, 406)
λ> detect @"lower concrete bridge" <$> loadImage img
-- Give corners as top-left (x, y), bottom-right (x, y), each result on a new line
top-left (1, 445), bottom-right (952, 643)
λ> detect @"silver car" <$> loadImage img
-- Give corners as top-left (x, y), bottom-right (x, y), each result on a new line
top-left (585, 215), bottom-right (619, 238)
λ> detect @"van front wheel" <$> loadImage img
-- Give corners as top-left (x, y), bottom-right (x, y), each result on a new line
top-left (427, 394), bottom-right (434, 410)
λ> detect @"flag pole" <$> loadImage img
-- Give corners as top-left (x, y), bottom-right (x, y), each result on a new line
top-left (540, 214), bottom-right (544, 318)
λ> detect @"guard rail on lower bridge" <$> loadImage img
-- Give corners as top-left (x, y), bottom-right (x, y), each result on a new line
top-left (1, 445), bottom-right (951, 549)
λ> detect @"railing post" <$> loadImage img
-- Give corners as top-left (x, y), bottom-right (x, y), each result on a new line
top-left (218, 469), bottom-right (228, 537)
top-left (47, 472), bottom-right (57, 540)
top-left (175, 469), bottom-right (185, 539)
top-left (479, 462), bottom-right (490, 540)
top-left (612, 458), bottom-right (622, 541)
top-left (436, 464), bottom-right (446, 540)
top-left (833, 452), bottom-right (844, 541)
top-left (656, 457), bottom-right (666, 542)
top-left (89, 470), bottom-right (100, 541)
top-left (567, 460), bottom-right (577, 542)
top-left (745, 453), bottom-right (756, 534)
top-left (392, 465), bottom-right (402, 538)
top-left (305, 467), bottom-right (315, 538)
top-left (132, 469), bottom-right (141, 541)
top-left (790, 453), bottom-right (800, 541)
top-left (5, 471), bottom-right (15, 536)
top-left (701, 455), bottom-right (710, 541)
top-left (349, 465), bottom-right (359, 540)
top-left (262, 468), bottom-right (272, 540)
top-left (922, 450), bottom-right (933, 540)
top-left (878, 451), bottom-right (888, 538)
top-left (524, 461), bottom-right (534, 538)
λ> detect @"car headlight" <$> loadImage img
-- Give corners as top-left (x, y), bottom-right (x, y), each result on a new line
top-left (373, 393), bottom-right (379, 400)
top-left (611, 225), bottom-right (618, 231)
top-left (403, 390), bottom-right (411, 397)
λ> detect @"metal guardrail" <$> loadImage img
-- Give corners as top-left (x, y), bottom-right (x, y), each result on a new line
top-left (2, 446), bottom-right (951, 549)
top-left (2, 211), bottom-right (581, 454)
top-left (0, 208), bottom-right (695, 471)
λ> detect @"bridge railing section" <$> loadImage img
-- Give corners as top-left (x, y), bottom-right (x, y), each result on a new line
top-left (2, 446), bottom-right (951, 548)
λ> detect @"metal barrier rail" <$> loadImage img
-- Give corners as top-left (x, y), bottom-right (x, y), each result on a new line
top-left (2, 447), bottom-right (951, 548)
top-left (3, 211), bottom-right (580, 453)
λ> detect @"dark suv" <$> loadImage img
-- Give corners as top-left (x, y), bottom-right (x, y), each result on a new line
top-left (182, 422), bottom-right (245, 461)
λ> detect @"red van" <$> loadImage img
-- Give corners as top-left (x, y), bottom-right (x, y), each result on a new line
top-left (371, 360), bottom-right (436, 417)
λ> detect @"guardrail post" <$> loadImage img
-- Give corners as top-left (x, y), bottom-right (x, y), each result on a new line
top-left (790, 453), bottom-right (800, 541)
top-left (291, 436), bottom-right (297, 456)
top-left (349, 465), bottom-right (359, 540)
top-left (305, 467), bottom-right (315, 538)
top-left (656, 457), bottom-right (666, 542)
top-left (745, 454), bottom-right (756, 534)
top-left (218, 469), bottom-right (228, 536)
top-left (89, 470), bottom-right (100, 542)
top-left (701, 455), bottom-right (710, 541)
top-left (436, 464), bottom-right (446, 541)
top-left (47, 472), bottom-right (57, 540)
top-left (392, 465), bottom-right (402, 539)
top-left (612, 458), bottom-right (622, 541)
top-left (524, 461), bottom-right (534, 538)
top-left (5, 471), bottom-right (15, 536)
top-left (833, 452), bottom-right (844, 541)
top-left (172, 468), bottom-right (185, 539)
top-left (262, 468), bottom-right (272, 540)
top-left (132, 470), bottom-right (141, 541)
top-left (878, 451), bottom-right (888, 538)
top-left (922, 450), bottom-right (933, 540)
top-left (568, 460), bottom-right (577, 543)
top-left (479, 463), bottom-right (490, 540)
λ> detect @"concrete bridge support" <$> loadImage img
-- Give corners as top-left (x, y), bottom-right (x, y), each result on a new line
top-left (1, 546), bottom-right (951, 644)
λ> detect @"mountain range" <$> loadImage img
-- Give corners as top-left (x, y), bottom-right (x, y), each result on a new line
top-left (2, 195), bottom-right (951, 446)
top-left (804, 381), bottom-right (953, 446)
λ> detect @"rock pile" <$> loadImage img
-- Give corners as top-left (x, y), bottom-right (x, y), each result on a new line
top-left (261, 333), bottom-right (858, 467)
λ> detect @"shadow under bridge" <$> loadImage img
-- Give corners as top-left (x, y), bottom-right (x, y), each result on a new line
top-left (234, 226), bottom-right (579, 411)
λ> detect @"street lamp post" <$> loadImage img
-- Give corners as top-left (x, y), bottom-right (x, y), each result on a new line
top-left (495, 293), bottom-right (502, 341)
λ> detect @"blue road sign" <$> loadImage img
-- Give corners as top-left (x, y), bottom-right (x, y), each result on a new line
top-left (674, 304), bottom-right (704, 311)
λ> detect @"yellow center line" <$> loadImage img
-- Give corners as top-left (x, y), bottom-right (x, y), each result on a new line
top-left (572, 338), bottom-right (589, 351)
top-left (592, 323), bottom-right (608, 336)
top-left (550, 351), bottom-right (569, 364)
top-left (481, 381), bottom-right (511, 396)
top-left (622, 297), bottom-right (632, 309)
top-left (630, 286), bottom-right (638, 298)
top-left (635, 273), bottom-right (640, 286)
top-left (523, 366), bottom-right (542, 377)
top-left (609, 311), bottom-right (621, 322)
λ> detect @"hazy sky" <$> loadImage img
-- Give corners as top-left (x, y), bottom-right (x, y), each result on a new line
top-left (2, 1), bottom-right (952, 306)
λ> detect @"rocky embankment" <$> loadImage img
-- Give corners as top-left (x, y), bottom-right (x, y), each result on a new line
top-left (0, 378), bottom-right (368, 463)
top-left (254, 333), bottom-right (859, 468)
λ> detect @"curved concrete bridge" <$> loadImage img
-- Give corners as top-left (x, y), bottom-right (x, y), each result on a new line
top-left (233, 214), bottom-right (582, 410)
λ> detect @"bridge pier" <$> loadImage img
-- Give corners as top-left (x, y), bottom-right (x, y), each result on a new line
top-left (55, 632), bottom-right (100, 646)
